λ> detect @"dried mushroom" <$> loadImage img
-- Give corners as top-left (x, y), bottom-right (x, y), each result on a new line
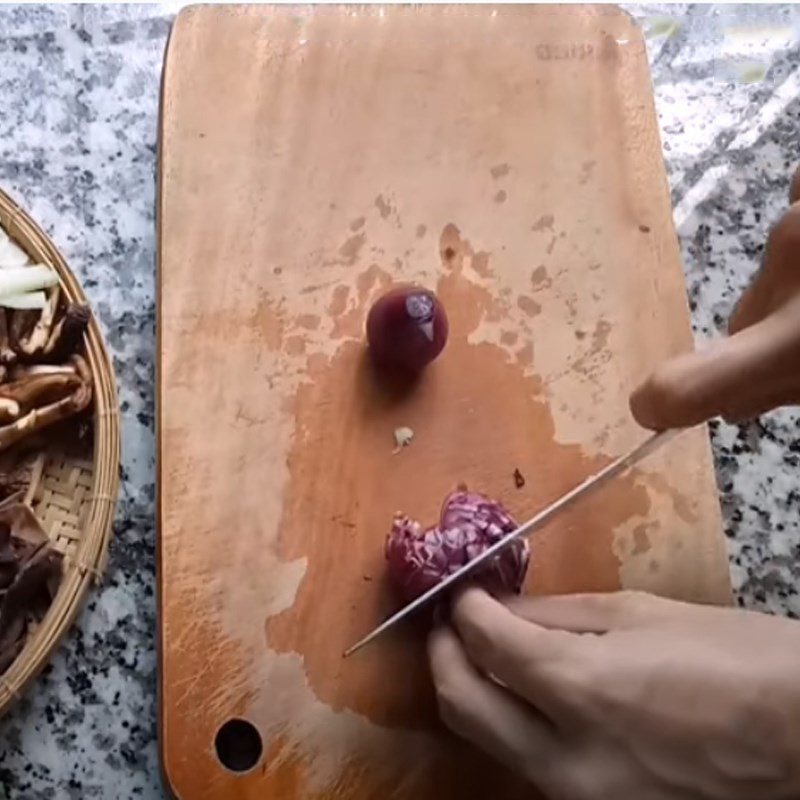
top-left (0, 282), bottom-right (92, 455)
top-left (8, 294), bottom-right (90, 366)
top-left (0, 449), bottom-right (43, 503)
top-left (0, 311), bottom-right (15, 367)
top-left (0, 497), bottom-right (63, 674)
top-left (9, 286), bottom-right (60, 358)
top-left (0, 223), bottom-right (94, 676)
top-left (0, 356), bottom-right (92, 451)
top-left (39, 303), bottom-right (90, 363)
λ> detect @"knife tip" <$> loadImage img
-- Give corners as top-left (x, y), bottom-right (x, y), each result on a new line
top-left (343, 637), bottom-right (367, 658)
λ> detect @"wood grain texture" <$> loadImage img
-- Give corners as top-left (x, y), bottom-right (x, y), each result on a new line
top-left (158, 5), bottom-right (732, 798)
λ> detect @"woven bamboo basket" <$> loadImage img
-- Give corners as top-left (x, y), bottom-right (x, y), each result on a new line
top-left (0, 187), bottom-right (120, 715)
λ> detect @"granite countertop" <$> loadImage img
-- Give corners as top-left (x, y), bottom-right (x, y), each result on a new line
top-left (0, 4), bottom-right (798, 798)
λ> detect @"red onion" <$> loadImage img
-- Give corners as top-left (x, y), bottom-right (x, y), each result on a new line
top-left (366, 287), bottom-right (448, 372)
top-left (385, 490), bottom-right (529, 603)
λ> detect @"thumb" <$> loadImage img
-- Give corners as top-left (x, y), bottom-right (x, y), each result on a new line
top-left (630, 302), bottom-right (800, 429)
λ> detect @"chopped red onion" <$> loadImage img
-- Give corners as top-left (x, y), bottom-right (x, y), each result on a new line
top-left (385, 490), bottom-right (530, 603)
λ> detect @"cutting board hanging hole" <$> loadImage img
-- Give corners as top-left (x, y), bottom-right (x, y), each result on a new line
top-left (214, 719), bottom-right (263, 773)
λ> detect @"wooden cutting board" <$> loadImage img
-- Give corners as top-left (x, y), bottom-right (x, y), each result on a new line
top-left (158, 5), bottom-right (732, 798)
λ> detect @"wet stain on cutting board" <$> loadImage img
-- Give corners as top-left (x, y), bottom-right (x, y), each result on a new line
top-left (267, 223), bottom-right (651, 731)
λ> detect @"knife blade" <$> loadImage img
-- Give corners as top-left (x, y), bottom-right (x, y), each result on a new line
top-left (344, 427), bottom-right (683, 657)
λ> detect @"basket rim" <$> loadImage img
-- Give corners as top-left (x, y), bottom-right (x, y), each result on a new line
top-left (0, 185), bottom-right (121, 713)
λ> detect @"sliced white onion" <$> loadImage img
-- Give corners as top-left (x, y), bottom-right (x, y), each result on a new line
top-left (0, 237), bottom-right (31, 268)
top-left (0, 291), bottom-right (47, 310)
top-left (0, 265), bottom-right (58, 298)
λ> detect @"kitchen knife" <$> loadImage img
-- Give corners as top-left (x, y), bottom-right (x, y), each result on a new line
top-left (344, 428), bottom-right (683, 657)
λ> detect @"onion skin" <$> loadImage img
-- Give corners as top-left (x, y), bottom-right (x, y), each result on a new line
top-left (385, 490), bottom-right (530, 603)
top-left (366, 287), bottom-right (448, 372)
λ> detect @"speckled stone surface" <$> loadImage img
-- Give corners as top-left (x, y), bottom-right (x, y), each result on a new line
top-left (0, 4), bottom-right (797, 798)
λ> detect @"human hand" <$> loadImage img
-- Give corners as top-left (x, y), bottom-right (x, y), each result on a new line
top-left (630, 166), bottom-right (800, 429)
top-left (429, 587), bottom-right (800, 800)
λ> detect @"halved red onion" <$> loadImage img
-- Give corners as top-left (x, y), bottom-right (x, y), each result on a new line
top-left (366, 287), bottom-right (448, 372)
top-left (385, 490), bottom-right (529, 603)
